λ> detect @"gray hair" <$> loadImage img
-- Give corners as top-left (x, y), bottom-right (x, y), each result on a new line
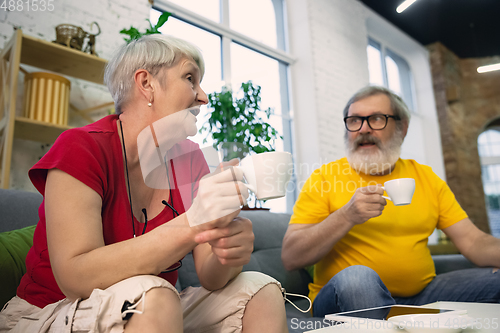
top-left (342, 85), bottom-right (411, 127)
top-left (104, 34), bottom-right (205, 114)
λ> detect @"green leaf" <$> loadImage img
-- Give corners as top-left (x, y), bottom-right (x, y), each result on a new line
top-left (120, 27), bottom-right (140, 36)
top-left (120, 11), bottom-right (172, 44)
top-left (155, 12), bottom-right (171, 29)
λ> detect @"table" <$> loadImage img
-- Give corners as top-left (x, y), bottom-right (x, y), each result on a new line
top-left (304, 302), bottom-right (500, 332)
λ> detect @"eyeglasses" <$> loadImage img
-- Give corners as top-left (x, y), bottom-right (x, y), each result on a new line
top-left (343, 114), bottom-right (401, 132)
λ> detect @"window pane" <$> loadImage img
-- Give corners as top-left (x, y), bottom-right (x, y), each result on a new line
top-left (485, 182), bottom-right (496, 195)
top-left (479, 130), bottom-right (500, 237)
top-left (492, 144), bottom-right (500, 156)
top-left (367, 44), bottom-right (384, 86)
top-left (386, 48), bottom-right (414, 111)
top-left (385, 55), bottom-right (402, 96)
top-left (152, 11), bottom-right (222, 93)
top-left (478, 131), bottom-right (489, 145)
top-left (164, 0), bottom-right (220, 22)
top-left (482, 166), bottom-right (490, 181)
top-left (230, 43), bottom-right (286, 212)
top-left (490, 166), bottom-right (498, 182)
top-left (230, 43), bottom-right (281, 115)
top-left (229, 44), bottom-right (284, 150)
top-left (152, 11), bottom-right (223, 148)
top-left (367, 39), bottom-right (415, 111)
top-left (478, 144), bottom-right (488, 157)
top-left (490, 129), bottom-right (500, 142)
top-left (228, 0), bottom-right (277, 48)
top-left (495, 165), bottom-right (500, 181)
top-left (478, 129), bottom-right (500, 157)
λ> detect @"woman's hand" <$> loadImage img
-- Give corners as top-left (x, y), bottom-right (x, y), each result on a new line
top-left (195, 217), bottom-right (254, 267)
top-left (186, 159), bottom-right (249, 228)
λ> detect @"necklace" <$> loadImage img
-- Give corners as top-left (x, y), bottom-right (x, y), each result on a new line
top-left (119, 120), bottom-right (138, 237)
top-left (119, 120), bottom-right (179, 237)
top-left (119, 119), bottom-right (182, 272)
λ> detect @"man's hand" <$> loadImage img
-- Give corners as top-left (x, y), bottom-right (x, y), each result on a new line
top-left (194, 217), bottom-right (254, 267)
top-left (339, 184), bottom-right (387, 226)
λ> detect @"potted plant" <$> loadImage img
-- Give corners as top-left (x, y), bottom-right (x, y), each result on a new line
top-left (120, 11), bottom-right (171, 43)
top-left (199, 81), bottom-right (282, 209)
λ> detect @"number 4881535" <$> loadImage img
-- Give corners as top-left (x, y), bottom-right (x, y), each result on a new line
top-left (1, 0), bottom-right (55, 11)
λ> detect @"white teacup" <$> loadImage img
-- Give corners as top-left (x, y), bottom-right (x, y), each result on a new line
top-left (382, 178), bottom-right (415, 206)
top-left (236, 151), bottom-right (293, 200)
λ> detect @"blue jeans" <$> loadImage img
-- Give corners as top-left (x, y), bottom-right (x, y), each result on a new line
top-left (312, 265), bottom-right (500, 317)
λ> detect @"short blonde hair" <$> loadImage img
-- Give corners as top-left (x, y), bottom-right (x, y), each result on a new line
top-left (104, 34), bottom-right (205, 113)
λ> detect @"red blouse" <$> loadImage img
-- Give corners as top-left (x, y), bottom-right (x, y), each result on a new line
top-left (18, 114), bottom-right (209, 308)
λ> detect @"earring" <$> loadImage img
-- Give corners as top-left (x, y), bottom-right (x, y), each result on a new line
top-left (148, 96), bottom-right (153, 107)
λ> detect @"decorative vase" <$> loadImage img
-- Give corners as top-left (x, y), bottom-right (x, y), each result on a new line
top-left (23, 72), bottom-right (71, 126)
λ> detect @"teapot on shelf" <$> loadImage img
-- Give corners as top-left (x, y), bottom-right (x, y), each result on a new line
top-left (53, 21), bottom-right (101, 56)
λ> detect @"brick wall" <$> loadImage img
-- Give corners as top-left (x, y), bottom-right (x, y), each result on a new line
top-left (0, 1), bottom-right (151, 56)
top-left (429, 42), bottom-right (500, 233)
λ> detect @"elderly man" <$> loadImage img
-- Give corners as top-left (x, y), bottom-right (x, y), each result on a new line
top-left (282, 85), bottom-right (500, 317)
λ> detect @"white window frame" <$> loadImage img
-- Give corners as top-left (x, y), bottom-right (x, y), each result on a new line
top-left (153, 0), bottom-right (297, 212)
top-left (368, 37), bottom-right (416, 112)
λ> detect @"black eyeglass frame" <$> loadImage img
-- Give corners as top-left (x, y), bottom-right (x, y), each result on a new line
top-left (343, 114), bottom-right (401, 132)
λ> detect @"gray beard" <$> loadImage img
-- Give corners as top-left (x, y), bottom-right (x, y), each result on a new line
top-left (345, 129), bottom-right (404, 175)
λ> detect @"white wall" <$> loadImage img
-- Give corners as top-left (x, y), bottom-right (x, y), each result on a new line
top-left (288, 0), bottom-right (370, 187)
top-left (0, 0), bottom-right (151, 190)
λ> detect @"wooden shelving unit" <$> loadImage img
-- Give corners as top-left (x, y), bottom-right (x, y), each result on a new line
top-left (0, 29), bottom-right (108, 188)
top-left (14, 117), bottom-right (70, 143)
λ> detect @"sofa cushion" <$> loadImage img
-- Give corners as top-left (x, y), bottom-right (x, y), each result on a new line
top-left (0, 188), bottom-right (42, 233)
top-left (177, 210), bottom-right (313, 298)
top-left (432, 254), bottom-right (475, 275)
top-left (177, 251), bottom-right (200, 289)
top-left (0, 225), bottom-right (36, 307)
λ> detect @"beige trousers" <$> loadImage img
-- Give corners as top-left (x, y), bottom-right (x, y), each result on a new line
top-left (0, 272), bottom-right (281, 333)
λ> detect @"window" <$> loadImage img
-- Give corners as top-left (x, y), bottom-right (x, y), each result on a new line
top-left (367, 40), bottom-right (384, 86)
top-left (151, 14), bottom-right (223, 96)
top-left (230, 43), bottom-right (284, 151)
top-left (228, 0), bottom-right (277, 48)
top-left (367, 38), bottom-right (415, 112)
top-left (478, 128), bottom-right (500, 237)
top-left (165, 0), bottom-right (219, 22)
top-left (151, 0), bottom-right (294, 212)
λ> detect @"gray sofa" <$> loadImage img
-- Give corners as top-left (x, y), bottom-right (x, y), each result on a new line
top-left (0, 188), bottom-right (476, 332)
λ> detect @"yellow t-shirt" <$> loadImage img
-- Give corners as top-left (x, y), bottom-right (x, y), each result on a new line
top-left (290, 158), bottom-right (468, 303)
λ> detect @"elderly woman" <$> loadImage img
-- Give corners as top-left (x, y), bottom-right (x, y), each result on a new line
top-left (0, 35), bottom-right (287, 332)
